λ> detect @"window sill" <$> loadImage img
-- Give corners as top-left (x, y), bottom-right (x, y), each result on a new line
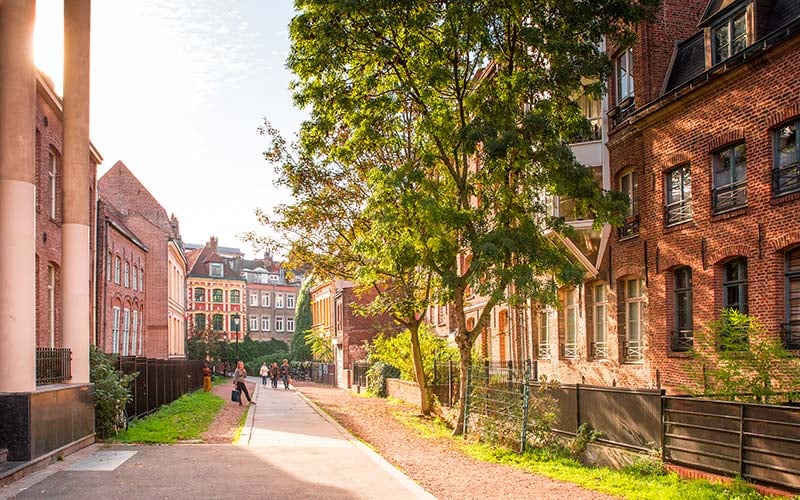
top-left (711, 206), bottom-right (748, 222)
top-left (667, 350), bottom-right (693, 359)
top-left (618, 233), bottom-right (639, 242)
top-left (664, 220), bottom-right (695, 234)
top-left (771, 190), bottom-right (800, 206)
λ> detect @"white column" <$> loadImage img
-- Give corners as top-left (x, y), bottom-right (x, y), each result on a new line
top-left (62, 0), bottom-right (92, 384)
top-left (0, 0), bottom-right (37, 393)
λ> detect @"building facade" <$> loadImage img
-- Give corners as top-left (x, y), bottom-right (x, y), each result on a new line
top-left (186, 237), bottom-right (247, 344)
top-left (240, 255), bottom-right (300, 344)
top-left (97, 160), bottom-right (187, 359)
top-left (96, 198), bottom-right (147, 355)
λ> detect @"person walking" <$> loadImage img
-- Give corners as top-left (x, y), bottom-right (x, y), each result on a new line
top-left (269, 362), bottom-right (279, 389)
top-left (259, 362), bottom-right (269, 387)
top-left (233, 360), bottom-right (255, 406)
top-left (202, 363), bottom-right (212, 392)
top-left (279, 359), bottom-right (291, 390)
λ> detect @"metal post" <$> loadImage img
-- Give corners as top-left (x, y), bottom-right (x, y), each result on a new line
top-left (463, 367), bottom-right (472, 436)
top-left (521, 378), bottom-right (530, 453)
top-left (448, 360), bottom-right (454, 407)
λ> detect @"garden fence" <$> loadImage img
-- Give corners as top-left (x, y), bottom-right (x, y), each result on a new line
top-left (115, 356), bottom-right (203, 421)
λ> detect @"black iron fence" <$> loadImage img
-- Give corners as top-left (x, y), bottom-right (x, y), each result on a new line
top-left (35, 347), bottom-right (72, 385)
top-left (352, 361), bottom-right (369, 389)
top-left (115, 356), bottom-right (203, 421)
top-left (308, 362), bottom-right (336, 386)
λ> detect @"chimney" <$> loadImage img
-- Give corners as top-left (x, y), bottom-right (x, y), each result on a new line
top-left (209, 236), bottom-right (218, 253)
top-left (170, 213), bottom-right (181, 239)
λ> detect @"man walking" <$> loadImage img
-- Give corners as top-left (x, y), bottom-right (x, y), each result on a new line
top-left (280, 359), bottom-right (291, 390)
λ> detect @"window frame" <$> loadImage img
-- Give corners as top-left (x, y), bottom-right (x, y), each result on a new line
top-left (194, 287), bottom-right (205, 303)
top-left (209, 262), bottom-right (223, 278)
top-left (275, 293), bottom-right (284, 309)
top-left (122, 308), bottom-right (131, 356)
top-left (47, 264), bottom-right (56, 347)
top-left (712, 9), bottom-right (747, 65)
top-left (195, 313), bottom-right (206, 332)
top-left (672, 267), bottom-right (694, 352)
top-left (249, 315), bottom-right (259, 331)
top-left (712, 143), bottom-right (747, 213)
top-left (537, 308), bottom-right (551, 359)
top-left (592, 284), bottom-right (607, 359)
top-left (212, 314), bottom-right (223, 332)
top-left (114, 256), bottom-right (121, 284)
top-left (112, 306), bottom-right (121, 354)
top-left (615, 47), bottom-right (635, 105)
top-left (212, 289), bottom-right (223, 303)
top-left (250, 293), bottom-right (259, 307)
top-left (275, 316), bottom-right (284, 332)
top-left (722, 258), bottom-right (748, 313)
top-left (773, 118), bottom-right (800, 196)
top-left (564, 288), bottom-right (579, 359)
top-left (287, 317), bottom-right (295, 332)
top-left (261, 293), bottom-right (270, 307)
top-left (286, 294), bottom-right (296, 310)
top-left (124, 261), bottom-right (130, 288)
top-left (230, 289), bottom-right (240, 304)
top-left (784, 248), bottom-right (800, 349)
top-left (261, 315), bottom-right (270, 332)
top-left (48, 150), bottom-right (58, 220)
top-left (665, 164), bottom-right (693, 226)
top-left (623, 278), bottom-right (645, 362)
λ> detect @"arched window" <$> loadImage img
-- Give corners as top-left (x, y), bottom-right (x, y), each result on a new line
top-left (618, 277), bottom-right (644, 362)
top-left (124, 261), bottom-right (130, 288)
top-left (114, 256), bottom-right (121, 284)
top-left (230, 289), bottom-right (240, 304)
top-left (784, 248), bottom-right (800, 349)
top-left (194, 287), bottom-right (205, 302)
top-left (212, 289), bottom-right (223, 303)
top-left (212, 314), bottom-right (223, 331)
top-left (722, 258), bottom-right (747, 313)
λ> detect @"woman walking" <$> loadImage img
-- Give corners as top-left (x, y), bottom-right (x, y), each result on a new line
top-left (259, 362), bottom-right (269, 387)
top-left (233, 361), bottom-right (255, 406)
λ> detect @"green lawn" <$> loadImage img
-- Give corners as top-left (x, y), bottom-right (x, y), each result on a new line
top-left (392, 410), bottom-right (780, 500)
top-left (111, 390), bottom-right (225, 444)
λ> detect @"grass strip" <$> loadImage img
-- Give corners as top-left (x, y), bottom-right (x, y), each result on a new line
top-left (390, 408), bottom-right (779, 500)
top-left (112, 390), bottom-right (225, 444)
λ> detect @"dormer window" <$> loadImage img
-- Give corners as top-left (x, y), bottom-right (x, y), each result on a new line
top-left (209, 262), bottom-right (223, 277)
top-left (615, 48), bottom-right (634, 105)
top-left (712, 10), bottom-right (747, 64)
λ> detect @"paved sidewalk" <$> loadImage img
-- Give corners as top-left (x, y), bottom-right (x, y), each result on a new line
top-left (0, 378), bottom-right (434, 500)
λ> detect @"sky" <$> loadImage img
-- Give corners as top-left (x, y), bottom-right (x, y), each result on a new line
top-left (34, 0), bottom-right (304, 258)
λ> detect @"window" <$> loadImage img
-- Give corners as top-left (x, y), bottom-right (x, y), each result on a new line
top-left (619, 170), bottom-right (638, 238)
top-left (124, 261), bottom-right (130, 288)
top-left (784, 248), bottom-right (800, 349)
top-left (712, 143), bottom-right (747, 212)
top-left (107, 252), bottom-right (112, 281)
top-left (47, 264), bottom-right (56, 347)
top-left (672, 267), bottom-right (694, 352)
top-left (616, 48), bottom-right (634, 104)
top-left (723, 258), bottom-right (748, 313)
top-left (620, 278), bottom-right (644, 362)
top-left (195, 313), bottom-right (206, 332)
top-left (122, 308), bottom-right (130, 356)
top-left (139, 268), bottom-right (144, 291)
top-left (230, 290), bottom-right (240, 304)
top-left (212, 289), bottom-right (223, 303)
top-left (132, 266), bottom-right (138, 291)
top-left (212, 314), bottom-right (223, 331)
top-left (48, 151), bottom-right (58, 219)
top-left (275, 293), bottom-right (284, 309)
top-left (275, 316), bottom-right (284, 332)
top-left (250, 293), bottom-right (258, 307)
top-left (209, 262), bottom-right (223, 277)
top-left (131, 310), bottom-right (138, 357)
top-left (286, 294), bottom-right (296, 310)
top-left (563, 288), bottom-right (579, 358)
top-left (269, 274), bottom-right (279, 282)
top-left (438, 305), bottom-right (446, 326)
top-left (537, 308), bottom-right (551, 359)
top-left (665, 165), bottom-right (692, 225)
top-left (576, 95), bottom-right (602, 142)
top-left (112, 306), bottom-right (121, 353)
top-left (261, 293), bottom-right (270, 307)
top-left (194, 287), bottom-right (205, 302)
top-left (287, 317), bottom-right (295, 332)
top-left (712, 10), bottom-right (747, 64)
top-left (114, 256), bottom-right (121, 284)
top-left (774, 119), bottom-right (800, 196)
top-left (592, 285), bottom-right (607, 359)
top-left (261, 316), bottom-right (270, 332)
top-left (250, 315), bottom-right (259, 331)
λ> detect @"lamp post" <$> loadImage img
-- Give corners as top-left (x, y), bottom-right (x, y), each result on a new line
top-left (232, 313), bottom-right (240, 362)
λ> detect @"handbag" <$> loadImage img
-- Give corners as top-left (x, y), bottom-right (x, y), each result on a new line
top-left (231, 389), bottom-right (241, 403)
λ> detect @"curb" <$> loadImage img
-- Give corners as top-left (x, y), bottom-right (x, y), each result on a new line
top-left (294, 388), bottom-right (437, 500)
top-left (236, 377), bottom-right (260, 446)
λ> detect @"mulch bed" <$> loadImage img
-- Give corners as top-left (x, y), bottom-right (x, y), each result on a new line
top-left (294, 381), bottom-right (614, 500)
top-left (202, 379), bottom-right (255, 444)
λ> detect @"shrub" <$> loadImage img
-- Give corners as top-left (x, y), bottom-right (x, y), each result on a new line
top-left (245, 351), bottom-right (290, 374)
top-left (368, 325), bottom-right (458, 383)
top-left (366, 361), bottom-right (400, 397)
top-left (90, 346), bottom-right (138, 439)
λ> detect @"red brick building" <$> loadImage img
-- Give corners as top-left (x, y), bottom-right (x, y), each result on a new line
top-left (186, 237), bottom-right (247, 343)
top-left (97, 161), bottom-right (187, 359)
top-left (239, 255), bottom-right (300, 344)
top-left (96, 198), bottom-right (147, 355)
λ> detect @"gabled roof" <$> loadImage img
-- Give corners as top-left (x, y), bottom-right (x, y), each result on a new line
top-left (698, 0), bottom-right (746, 27)
top-left (187, 244), bottom-right (243, 280)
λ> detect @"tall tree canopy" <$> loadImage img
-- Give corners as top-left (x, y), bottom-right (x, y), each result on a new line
top-left (291, 278), bottom-right (313, 361)
top-left (278, 0), bottom-right (658, 428)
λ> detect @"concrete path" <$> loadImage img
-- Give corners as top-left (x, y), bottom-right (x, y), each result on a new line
top-left (0, 378), bottom-right (434, 500)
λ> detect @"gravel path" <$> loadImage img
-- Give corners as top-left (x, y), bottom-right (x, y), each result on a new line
top-left (202, 379), bottom-right (255, 444)
top-left (295, 382), bottom-right (615, 500)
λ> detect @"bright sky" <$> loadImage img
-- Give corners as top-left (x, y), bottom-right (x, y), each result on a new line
top-left (34, 0), bottom-right (304, 258)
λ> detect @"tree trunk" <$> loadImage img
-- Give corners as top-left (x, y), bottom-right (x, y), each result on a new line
top-left (452, 337), bottom-right (472, 435)
top-left (409, 322), bottom-right (431, 416)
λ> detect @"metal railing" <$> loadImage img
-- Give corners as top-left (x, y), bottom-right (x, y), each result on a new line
top-left (670, 330), bottom-right (694, 352)
top-left (665, 198), bottom-right (692, 225)
top-left (590, 341), bottom-right (608, 359)
top-left (561, 342), bottom-right (578, 359)
top-left (772, 163), bottom-right (800, 196)
top-left (623, 339), bottom-right (644, 362)
top-left (537, 344), bottom-right (552, 359)
top-left (618, 215), bottom-right (639, 239)
top-left (712, 180), bottom-right (747, 213)
top-left (782, 321), bottom-right (800, 349)
top-left (352, 361), bottom-right (369, 389)
top-left (36, 347), bottom-right (72, 385)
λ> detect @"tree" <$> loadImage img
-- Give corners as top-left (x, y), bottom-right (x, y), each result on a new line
top-left (288, 0), bottom-right (658, 432)
top-left (291, 278), bottom-right (314, 361)
top-left (689, 309), bottom-right (800, 404)
top-left (305, 327), bottom-right (334, 362)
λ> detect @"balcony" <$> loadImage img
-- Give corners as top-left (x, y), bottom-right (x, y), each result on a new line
top-left (618, 215), bottom-right (639, 240)
top-left (537, 344), bottom-right (551, 359)
top-left (773, 164), bottom-right (800, 196)
top-left (561, 342), bottom-right (578, 359)
top-left (670, 330), bottom-right (694, 352)
top-left (622, 339), bottom-right (644, 362)
top-left (712, 180), bottom-right (747, 213)
top-left (782, 322), bottom-right (800, 350)
top-left (590, 341), bottom-right (608, 359)
top-left (665, 198), bottom-right (692, 226)
top-left (36, 347), bottom-right (72, 385)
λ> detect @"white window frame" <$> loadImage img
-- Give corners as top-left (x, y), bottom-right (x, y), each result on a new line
top-left (47, 264), bottom-right (56, 347)
top-left (538, 308), bottom-right (551, 359)
top-left (122, 308), bottom-right (131, 356)
top-left (131, 310), bottom-right (138, 357)
top-left (261, 293), bottom-right (270, 307)
top-left (124, 261), bottom-right (130, 288)
top-left (112, 306), bottom-right (121, 354)
top-left (132, 265), bottom-right (138, 291)
top-left (250, 293), bottom-right (259, 307)
top-left (261, 315), bottom-right (271, 332)
top-left (275, 293), bottom-right (284, 309)
top-left (286, 294), bottom-right (296, 309)
top-left (564, 288), bottom-right (579, 358)
top-left (620, 170), bottom-right (638, 217)
top-left (275, 316), bottom-right (284, 332)
top-left (249, 315), bottom-right (259, 331)
top-left (593, 284), bottom-right (608, 358)
top-left (114, 256), bottom-right (121, 284)
top-left (139, 268), bottom-right (144, 291)
top-left (209, 262), bottom-right (223, 277)
top-left (624, 278), bottom-right (644, 362)
top-left (48, 151), bottom-right (57, 219)
top-left (287, 317), bottom-right (295, 333)
top-left (616, 47), bottom-right (634, 104)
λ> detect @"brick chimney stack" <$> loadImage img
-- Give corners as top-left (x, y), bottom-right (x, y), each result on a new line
top-left (209, 236), bottom-right (218, 253)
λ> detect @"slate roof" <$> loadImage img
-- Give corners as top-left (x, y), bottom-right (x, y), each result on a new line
top-left (187, 245), bottom-right (243, 280)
